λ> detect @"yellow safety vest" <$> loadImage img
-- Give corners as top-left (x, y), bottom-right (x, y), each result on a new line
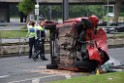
top-left (36, 26), bottom-right (44, 31)
top-left (28, 25), bottom-right (36, 38)
top-left (36, 26), bottom-right (45, 39)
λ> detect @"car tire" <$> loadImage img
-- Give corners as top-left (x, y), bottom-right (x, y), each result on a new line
top-left (75, 60), bottom-right (97, 72)
top-left (46, 64), bottom-right (58, 69)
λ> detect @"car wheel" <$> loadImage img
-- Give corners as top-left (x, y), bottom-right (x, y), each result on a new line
top-left (46, 64), bottom-right (58, 69)
top-left (75, 60), bottom-right (98, 72)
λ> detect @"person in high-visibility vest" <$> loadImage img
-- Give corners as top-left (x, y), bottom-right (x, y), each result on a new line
top-left (33, 20), bottom-right (48, 60)
top-left (26, 21), bottom-right (36, 59)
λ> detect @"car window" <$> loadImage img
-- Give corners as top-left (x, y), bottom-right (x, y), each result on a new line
top-left (109, 23), bottom-right (118, 26)
top-left (119, 24), bottom-right (124, 26)
top-left (118, 22), bottom-right (124, 26)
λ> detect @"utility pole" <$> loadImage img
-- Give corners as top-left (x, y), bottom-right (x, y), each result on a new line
top-left (35, 0), bottom-right (39, 24)
top-left (62, 0), bottom-right (69, 22)
top-left (49, 5), bottom-right (52, 20)
top-left (107, 0), bottom-right (109, 26)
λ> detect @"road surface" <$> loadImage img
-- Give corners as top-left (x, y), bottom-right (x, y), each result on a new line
top-left (0, 47), bottom-right (124, 83)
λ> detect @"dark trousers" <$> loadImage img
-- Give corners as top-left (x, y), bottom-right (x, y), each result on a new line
top-left (29, 37), bottom-right (35, 58)
top-left (35, 39), bottom-right (45, 58)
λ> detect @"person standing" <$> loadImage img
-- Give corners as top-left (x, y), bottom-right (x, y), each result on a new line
top-left (26, 21), bottom-right (36, 59)
top-left (34, 20), bottom-right (48, 60)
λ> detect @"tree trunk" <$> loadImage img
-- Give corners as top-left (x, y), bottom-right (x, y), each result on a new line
top-left (113, 0), bottom-right (122, 22)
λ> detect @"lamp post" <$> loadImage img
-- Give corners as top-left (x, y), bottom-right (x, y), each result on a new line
top-left (107, 0), bottom-right (109, 26)
top-left (49, 5), bottom-right (52, 20)
top-left (62, 0), bottom-right (69, 22)
top-left (35, 0), bottom-right (39, 24)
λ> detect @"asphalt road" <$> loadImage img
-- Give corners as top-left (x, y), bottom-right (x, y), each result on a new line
top-left (108, 47), bottom-right (124, 65)
top-left (0, 54), bottom-right (87, 83)
top-left (0, 23), bottom-right (25, 30)
top-left (0, 47), bottom-right (124, 83)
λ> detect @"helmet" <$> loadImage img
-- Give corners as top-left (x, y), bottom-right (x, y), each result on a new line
top-left (89, 15), bottom-right (99, 27)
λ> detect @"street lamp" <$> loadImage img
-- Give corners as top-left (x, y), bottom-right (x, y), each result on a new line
top-left (107, 0), bottom-right (109, 26)
top-left (35, 0), bottom-right (39, 24)
top-left (63, 0), bottom-right (69, 22)
top-left (49, 5), bottom-right (52, 20)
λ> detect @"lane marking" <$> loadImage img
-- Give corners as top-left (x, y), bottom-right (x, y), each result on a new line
top-left (8, 74), bottom-right (60, 83)
top-left (0, 75), bottom-right (10, 78)
top-left (32, 78), bottom-right (40, 83)
top-left (65, 74), bottom-right (71, 79)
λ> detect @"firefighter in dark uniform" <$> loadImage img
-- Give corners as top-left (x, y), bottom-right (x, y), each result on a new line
top-left (33, 20), bottom-right (48, 60)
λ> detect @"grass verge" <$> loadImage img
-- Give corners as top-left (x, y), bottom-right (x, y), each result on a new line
top-left (50, 72), bottom-right (124, 83)
top-left (0, 29), bottom-right (50, 38)
top-left (0, 29), bottom-right (27, 38)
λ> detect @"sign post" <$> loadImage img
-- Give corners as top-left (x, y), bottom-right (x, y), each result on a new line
top-left (35, 1), bottom-right (39, 24)
top-left (62, 0), bottom-right (69, 22)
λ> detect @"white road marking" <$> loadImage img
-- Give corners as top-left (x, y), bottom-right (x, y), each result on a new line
top-left (0, 75), bottom-right (10, 78)
top-left (32, 78), bottom-right (40, 83)
top-left (8, 75), bottom-right (60, 83)
top-left (65, 74), bottom-right (71, 79)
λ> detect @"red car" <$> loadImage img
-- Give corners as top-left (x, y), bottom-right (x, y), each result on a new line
top-left (46, 16), bottom-right (109, 72)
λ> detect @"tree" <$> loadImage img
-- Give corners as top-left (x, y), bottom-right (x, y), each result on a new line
top-left (69, 5), bottom-right (103, 19)
top-left (40, 5), bottom-right (62, 20)
top-left (17, 0), bottom-right (35, 21)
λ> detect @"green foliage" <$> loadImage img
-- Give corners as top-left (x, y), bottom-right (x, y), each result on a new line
top-left (52, 6), bottom-right (62, 19)
top-left (69, 5), bottom-right (86, 17)
top-left (120, 5), bottom-right (124, 15)
top-left (120, 13), bottom-right (124, 16)
top-left (50, 72), bottom-right (124, 83)
top-left (69, 5), bottom-right (103, 19)
top-left (88, 5), bottom-right (103, 18)
top-left (40, 5), bottom-right (62, 19)
top-left (0, 30), bottom-right (27, 38)
top-left (10, 5), bottom-right (19, 17)
top-left (102, 0), bottom-right (109, 3)
top-left (39, 5), bottom-right (104, 20)
top-left (40, 5), bottom-right (50, 18)
top-left (20, 26), bottom-right (27, 29)
top-left (17, 0), bottom-right (35, 15)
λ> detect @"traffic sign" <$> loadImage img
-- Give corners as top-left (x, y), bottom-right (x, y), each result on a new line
top-left (35, 9), bottom-right (39, 15)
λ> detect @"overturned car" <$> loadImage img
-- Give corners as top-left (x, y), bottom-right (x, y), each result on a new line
top-left (45, 15), bottom-right (109, 72)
